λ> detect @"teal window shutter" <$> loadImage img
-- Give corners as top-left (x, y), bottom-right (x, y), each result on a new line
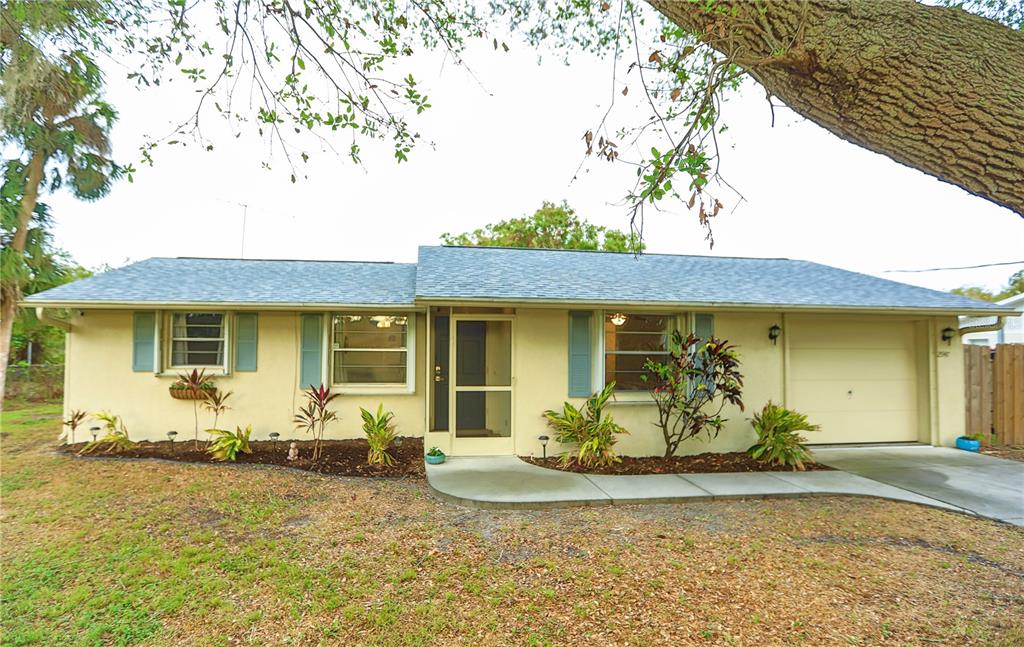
top-left (695, 313), bottom-right (714, 340)
top-left (568, 311), bottom-right (593, 397)
top-left (132, 312), bottom-right (156, 372)
top-left (235, 313), bottom-right (258, 372)
top-left (300, 314), bottom-right (323, 388)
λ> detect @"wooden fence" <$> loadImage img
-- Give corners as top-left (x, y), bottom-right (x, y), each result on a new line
top-left (964, 344), bottom-right (1024, 445)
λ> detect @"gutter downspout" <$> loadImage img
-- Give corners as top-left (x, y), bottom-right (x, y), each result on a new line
top-left (35, 307), bottom-right (72, 332)
top-left (958, 316), bottom-right (1005, 337)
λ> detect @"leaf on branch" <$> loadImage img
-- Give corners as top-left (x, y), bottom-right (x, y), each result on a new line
top-left (601, 2), bottom-right (610, 11)
top-left (670, 88), bottom-right (681, 101)
top-left (648, 51), bottom-right (661, 63)
top-left (622, 86), bottom-right (629, 96)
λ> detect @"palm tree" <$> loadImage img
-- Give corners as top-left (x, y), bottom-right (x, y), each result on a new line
top-left (0, 25), bottom-right (121, 400)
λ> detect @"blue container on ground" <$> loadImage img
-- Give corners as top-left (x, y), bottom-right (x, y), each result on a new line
top-left (955, 436), bottom-right (981, 452)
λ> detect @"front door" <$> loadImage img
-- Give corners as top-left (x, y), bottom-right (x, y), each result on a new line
top-left (452, 317), bottom-right (514, 455)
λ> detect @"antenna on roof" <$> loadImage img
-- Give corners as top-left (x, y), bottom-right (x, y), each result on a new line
top-left (238, 203), bottom-right (248, 259)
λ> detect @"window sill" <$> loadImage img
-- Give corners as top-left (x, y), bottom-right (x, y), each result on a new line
top-left (330, 384), bottom-right (415, 396)
top-left (606, 396), bottom-right (654, 406)
top-left (158, 369), bottom-right (229, 378)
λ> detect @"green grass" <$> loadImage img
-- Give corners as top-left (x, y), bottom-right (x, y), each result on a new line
top-left (3, 400), bottom-right (1024, 646)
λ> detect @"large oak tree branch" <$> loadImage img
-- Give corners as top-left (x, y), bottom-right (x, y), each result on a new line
top-left (650, 0), bottom-right (1024, 216)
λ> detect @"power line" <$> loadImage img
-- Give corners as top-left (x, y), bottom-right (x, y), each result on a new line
top-left (884, 260), bottom-right (1024, 273)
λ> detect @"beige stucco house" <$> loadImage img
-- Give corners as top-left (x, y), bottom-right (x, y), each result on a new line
top-left (26, 246), bottom-right (1017, 457)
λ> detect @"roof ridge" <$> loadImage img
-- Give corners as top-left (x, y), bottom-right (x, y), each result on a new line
top-left (170, 256), bottom-right (412, 265)
top-left (428, 245), bottom-right (791, 262)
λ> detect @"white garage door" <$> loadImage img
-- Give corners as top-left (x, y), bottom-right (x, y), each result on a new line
top-left (789, 318), bottom-right (921, 444)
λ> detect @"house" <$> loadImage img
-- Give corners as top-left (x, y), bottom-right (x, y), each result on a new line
top-left (25, 246), bottom-right (1018, 457)
top-left (960, 292), bottom-right (1024, 347)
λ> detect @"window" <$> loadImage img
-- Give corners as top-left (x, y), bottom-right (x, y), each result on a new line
top-left (170, 312), bottom-right (225, 367)
top-left (603, 313), bottom-right (672, 390)
top-left (332, 314), bottom-right (409, 384)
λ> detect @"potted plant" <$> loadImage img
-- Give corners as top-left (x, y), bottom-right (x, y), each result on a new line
top-left (955, 433), bottom-right (983, 452)
top-left (169, 369), bottom-right (217, 400)
top-left (425, 447), bottom-right (446, 465)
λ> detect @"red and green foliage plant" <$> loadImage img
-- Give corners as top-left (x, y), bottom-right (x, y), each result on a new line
top-left (643, 331), bottom-right (744, 457)
top-left (293, 384), bottom-right (338, 462)
top-left (747, 402), bottom-right (820, 471)
top-left (173, 369), bottom-right (214, 449)
top-left (62, 409), bottom-right (88, 444)
top-left (202, 389), bottom-right (233, 435)
top-left (543, 382), bottom-right (628, 468)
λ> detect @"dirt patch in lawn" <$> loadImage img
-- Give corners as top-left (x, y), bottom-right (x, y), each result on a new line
top-left (58, 437), bottom-right (425, 478)
top-left (521, 451), bottom-right (834, 474)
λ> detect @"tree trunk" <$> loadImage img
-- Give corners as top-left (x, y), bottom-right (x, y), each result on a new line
top-left (649, 0), bottom-right (1024, 216)
top-left (0, 153), bottom-right (44, 404)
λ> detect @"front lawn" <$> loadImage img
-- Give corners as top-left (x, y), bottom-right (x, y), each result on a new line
top-left (3, 401), bottom-right (1023, 646)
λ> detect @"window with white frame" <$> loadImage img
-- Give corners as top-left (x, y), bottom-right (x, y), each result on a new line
top-left (331, 314), bottom-right (409, 385)
top-left (603, 312), bottom-right (673, 390)
top-left (170, 312), bottom-right (226, 367)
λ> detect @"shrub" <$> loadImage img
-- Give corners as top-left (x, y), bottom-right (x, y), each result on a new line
top-left (643, 331), bottom-right (744, 457)
top-left (747, 402), bottom-right (820, 470)
top-left (360, 404), bottom-right (398, 466)
top-left (206, 425), bottom-right (253, 461)
top-left (202, 390), bottom-right (233, 437)
top-left (293, 384), bottom-right (338, 461)
top-left (543, 382), bottom-right (628, 468)
top-left (79, 412), bottom-right (135, 455)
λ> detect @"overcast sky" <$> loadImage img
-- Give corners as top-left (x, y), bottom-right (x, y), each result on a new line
top-left (44, 28), bottom-right (1023, 294)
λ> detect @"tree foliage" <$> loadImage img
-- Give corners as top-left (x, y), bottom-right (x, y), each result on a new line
top-left (951, 269), bottom-right (1024, 302)
top-left (441, 201), bottom-right (644, 252)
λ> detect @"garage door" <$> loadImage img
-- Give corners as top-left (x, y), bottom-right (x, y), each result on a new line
top-left (789, 319), bottom-right (920, 444)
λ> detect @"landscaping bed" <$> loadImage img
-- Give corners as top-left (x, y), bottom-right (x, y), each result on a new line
top-left (980, 444), bottom-right (1024, 463)
top-left (59, 437), bottom-right (425, 478)
top-left (521, 451), bottom-right (834, 474)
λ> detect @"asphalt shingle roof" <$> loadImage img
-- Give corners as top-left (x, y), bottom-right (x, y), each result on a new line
top-left (25, 257), bottom-right (417, 306)
top-left (25, 247), bottom-right (1010, 314)
top-left (414, 246), bottom-right (1009, 313)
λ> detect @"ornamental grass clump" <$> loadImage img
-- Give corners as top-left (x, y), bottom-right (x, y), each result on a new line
top-left (747, 401), bottom-right (820, 471)
top-left (543, 382), bottom-right (628, 468)
top-left (360, 404), bottom-right (398, 466)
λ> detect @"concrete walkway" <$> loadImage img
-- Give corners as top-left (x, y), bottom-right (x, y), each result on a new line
top-left (425, 455), bottom-right (982, 519)
top-left (813, 445), bottom-right (1024, 526)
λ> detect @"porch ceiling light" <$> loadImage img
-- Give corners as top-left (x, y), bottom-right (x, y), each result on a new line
top-left (941, 327), bottom-right (956, 345)
top-left (768, 324), bottom-right (781, 345)
top-left (372, 315), bottom-right (395, 328)
top-left (610, 313), bottom-right (627, 327)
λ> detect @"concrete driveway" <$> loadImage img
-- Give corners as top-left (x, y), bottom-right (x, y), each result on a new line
top-left (813, 445), bottom-right (1024, 526)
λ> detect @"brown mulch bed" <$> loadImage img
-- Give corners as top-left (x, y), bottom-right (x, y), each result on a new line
top-left (521, 451), bottom-right (834, 475)
top-left (980, 445), bottom-right (1024, 463)
top-left (59, 437), bottom-right (425, 478)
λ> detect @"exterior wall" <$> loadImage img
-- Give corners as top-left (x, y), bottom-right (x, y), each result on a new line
top-left (512, 309), bottom-right (784, 458)
top-left (63, 310), bottom-right (426, 443)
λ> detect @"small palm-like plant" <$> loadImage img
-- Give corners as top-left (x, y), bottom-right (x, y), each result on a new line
top-left (360, 404), bottom-right (398, 466)
top-left (206, 425), bottom-right (253, 461)
top-left (543, 382), bottom-right (628, 468)
top-left (62, 409), bottom-right (88, 443)
top-left (79, 411), bottom-right (135, 455)
top-left (293, 384), bottom-right (338, 461)
top-left (747, 402), bottom-right (820, 470)
top-left (202, 390), bottom-right (233, 442)
top-left (174, 369), bottom-right (211, 449)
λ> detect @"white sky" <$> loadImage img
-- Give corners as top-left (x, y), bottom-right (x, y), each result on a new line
top-left (45, 28), bottom-right (1024, 294)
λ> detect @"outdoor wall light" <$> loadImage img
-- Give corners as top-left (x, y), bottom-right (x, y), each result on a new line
top-left (941, 327), bottom-right (956, 345)
top-left (167, 430), bottom-right (177, 443)
top-left (90, 426), bottom-right (100, 442)
top-left (538, 435), bottom-right (550, 459)
top-left (768, 324), bottom-right (782, 345)
top-left (609, 313), bottom-right (627, 327)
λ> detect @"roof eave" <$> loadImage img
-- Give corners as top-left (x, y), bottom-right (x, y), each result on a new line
top-left (24, 299), bottom-right (424, 311)
top-left (413, 295), bottom-right (1019, 316)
